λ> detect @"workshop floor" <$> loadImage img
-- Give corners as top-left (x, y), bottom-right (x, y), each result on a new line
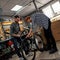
top-left (7, 41), bottom-right (60, 60)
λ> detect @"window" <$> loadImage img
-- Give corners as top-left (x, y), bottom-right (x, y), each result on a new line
top-left (52, 1), bottom-right (60, 13)
top-left (42, 5), bottom-right (54, 18)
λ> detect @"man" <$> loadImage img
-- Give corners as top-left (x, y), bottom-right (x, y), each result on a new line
top-left (31, 12), bottom-right (58, 54)
top-left (25, 16), bottom-right (46, 52)
top-left (10, 15), bottom-right (23, 60)
top-left (25, 16), bottom-right (32, 38)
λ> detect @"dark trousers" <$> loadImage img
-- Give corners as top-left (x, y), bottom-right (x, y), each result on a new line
top-left (12, 37), bottom-right (22, 57)
top-left (12, 36), bottom-right (29, 57)
top-left (43, 20), bottom-right (57, 50)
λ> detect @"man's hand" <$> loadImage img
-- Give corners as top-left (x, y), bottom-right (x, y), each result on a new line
top-left (16, 34), bottom-right (20, 37)
top-left (26, 35), bottom-right (30, 38)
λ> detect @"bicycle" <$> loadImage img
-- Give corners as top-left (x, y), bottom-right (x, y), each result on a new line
top-left (18, 29), bottom-right (44, 60)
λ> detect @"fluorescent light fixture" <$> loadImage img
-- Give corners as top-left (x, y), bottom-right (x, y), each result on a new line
top-left (11, 5), bottom-right (22, 11)
top-left (52, 1), bottom-right (60, 13)
top-left (42, 5), bottom-right (54, 18)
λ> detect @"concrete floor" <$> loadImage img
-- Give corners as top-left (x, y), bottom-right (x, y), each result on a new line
top-left (8, 41), bottom-right (60, 60)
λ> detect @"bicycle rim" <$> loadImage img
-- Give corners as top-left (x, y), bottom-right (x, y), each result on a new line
top-left (34, 35), bottom-right (43, 50)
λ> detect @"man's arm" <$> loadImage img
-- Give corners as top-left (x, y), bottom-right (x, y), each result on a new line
top-left (26, 28), bottom-right (32, 38)
top-left (26, 22), bottom-right (33, 38)
top-left (11, 34), bottom-right (20, 37)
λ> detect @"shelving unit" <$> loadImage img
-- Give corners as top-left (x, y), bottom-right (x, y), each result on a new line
top-left (0, 21), bottom-right (12, 57)
top-left (0, 22), bottom-right (6, 41)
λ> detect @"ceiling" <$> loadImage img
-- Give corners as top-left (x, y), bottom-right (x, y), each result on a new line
top-left (0, 0), bottom-right (52, 17)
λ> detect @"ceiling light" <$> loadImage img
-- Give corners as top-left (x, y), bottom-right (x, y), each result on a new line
top-left (11, 5), bottom-right (22, 11)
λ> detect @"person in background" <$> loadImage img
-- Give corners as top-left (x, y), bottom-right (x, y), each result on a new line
top-left (25, 16), bottom-right (45, 52)
top-left (25, 16), bottom-right (32, 38)
top-left (31, 12), bottom-right (58, 54)
top-left (10, 15), bottom-right (23, 60)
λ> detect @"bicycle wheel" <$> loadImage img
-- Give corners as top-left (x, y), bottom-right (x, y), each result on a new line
top-left (20, 38), bottom-right (36, 60)
top-left (34, 33), bottom-right (43, 51)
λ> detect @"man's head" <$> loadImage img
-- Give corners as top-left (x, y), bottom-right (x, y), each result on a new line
top-left (25, 16), bottom-right (32, 23)
top-left (14, 15), bottom-right (20, 23)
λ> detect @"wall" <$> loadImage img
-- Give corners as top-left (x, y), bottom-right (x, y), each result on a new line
top-left (51, 20), bottom-right (60, 41)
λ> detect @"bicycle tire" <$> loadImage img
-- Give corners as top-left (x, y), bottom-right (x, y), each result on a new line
top-left (20, 38), bottom-right (36, 60)
top-left (34, 34), bottom-right (44, 51)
